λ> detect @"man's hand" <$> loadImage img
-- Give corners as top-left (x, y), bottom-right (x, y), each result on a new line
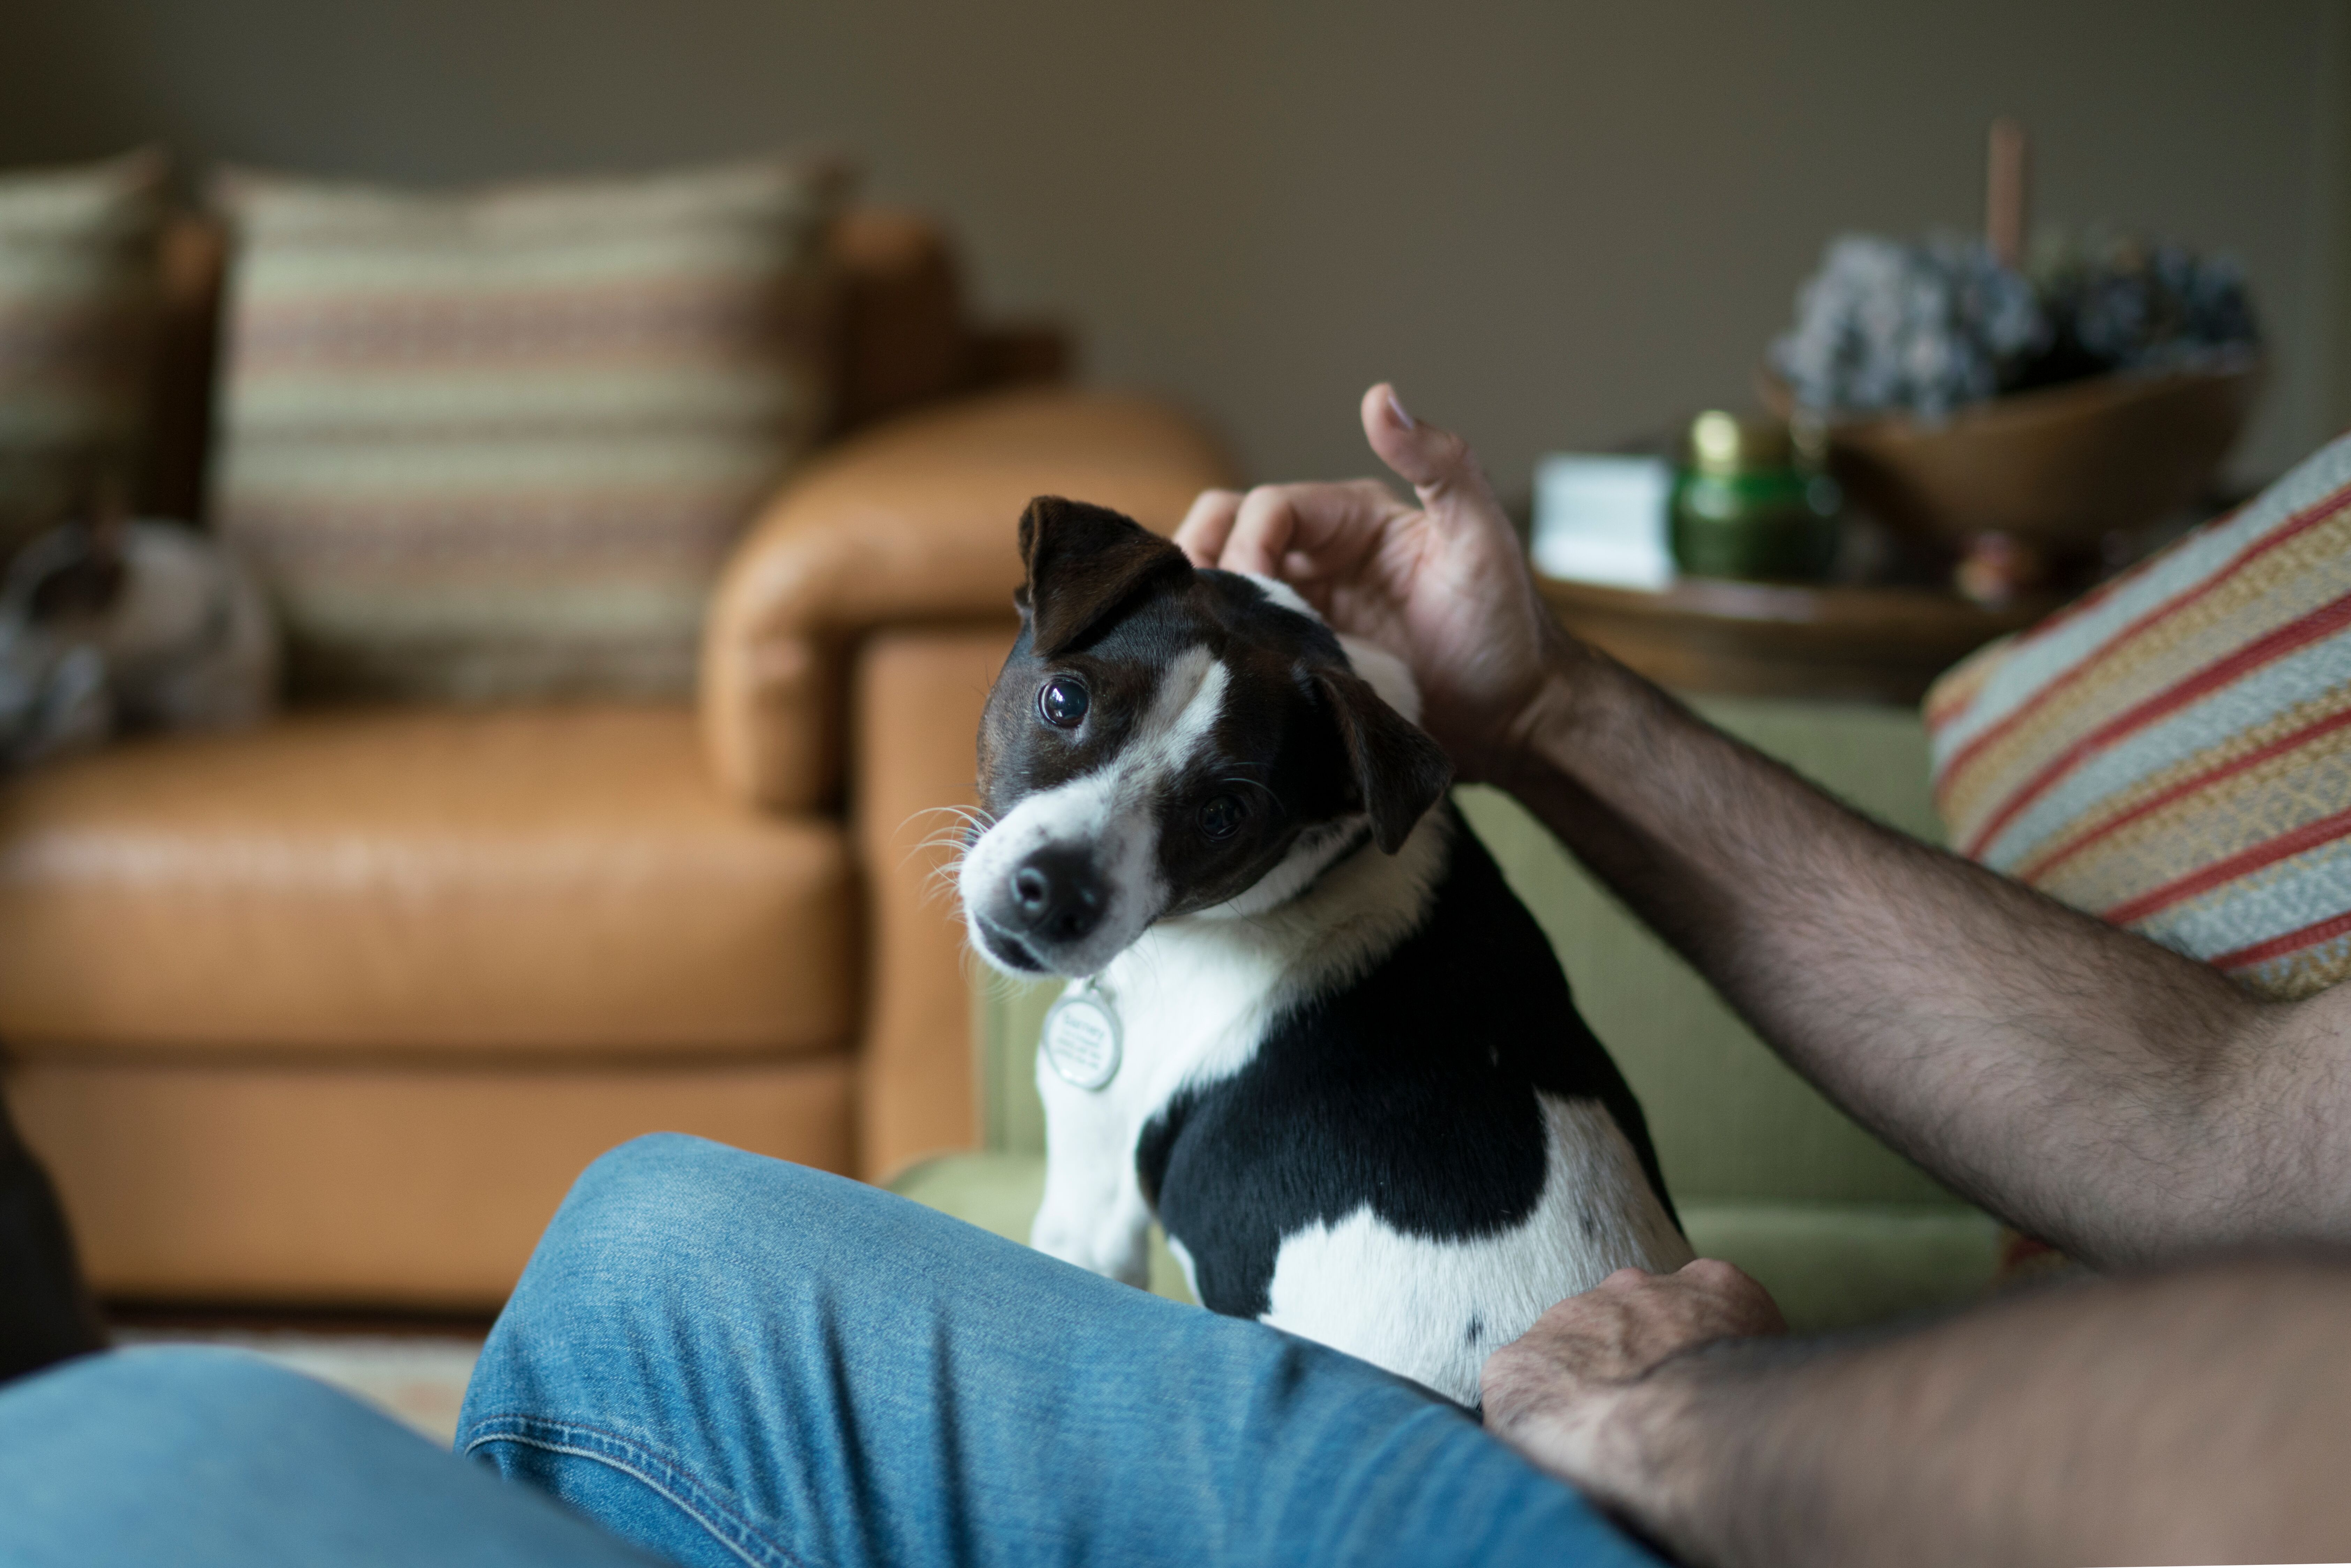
top-left (1481, 1261), bottom-right (1786, 1526)
top-left (1173, 383), bottom-right (1569, 781)
top-left (1486, 1258), bottom-right (2351, 1568)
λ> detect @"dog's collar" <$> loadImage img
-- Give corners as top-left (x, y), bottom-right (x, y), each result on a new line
top-left (1293, 820), bottom-right (1377, 900)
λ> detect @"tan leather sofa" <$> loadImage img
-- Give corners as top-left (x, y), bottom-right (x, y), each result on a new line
top-left (0, 210), bottom-right (1231, 1310)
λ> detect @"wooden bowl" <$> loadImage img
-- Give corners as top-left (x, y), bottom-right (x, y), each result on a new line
top-left (1758, 359), bottom-right (2262, 551)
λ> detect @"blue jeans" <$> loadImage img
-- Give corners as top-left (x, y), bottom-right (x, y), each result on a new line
top-left (1, 1135), bottom-right (1655, 1567)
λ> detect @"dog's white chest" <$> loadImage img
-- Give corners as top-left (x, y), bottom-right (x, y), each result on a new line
top-left (1040, 924), bottom-right (1285, 1132)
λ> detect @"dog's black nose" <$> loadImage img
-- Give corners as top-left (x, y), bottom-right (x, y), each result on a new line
top-left (1008, 848), bottom-right (1104, 943)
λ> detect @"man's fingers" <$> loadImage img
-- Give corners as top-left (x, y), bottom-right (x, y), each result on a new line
top-left (1677, 1259), bottom-right (1751, 1289)
top-left (1218, 486), bottom-right (1304, 576)
top-left (1218, 480), bottom-right (1395, 578)
top-left (1174, 489), bottom-right (1243, 568)
top-left (1676, 1259), bottom-right (1790, 1336)
top-left (1358, 382), bottom-right (1505, 525)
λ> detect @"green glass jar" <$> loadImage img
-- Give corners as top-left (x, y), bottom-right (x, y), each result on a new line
top-left (1669, 411), bottom-right (1843, 582)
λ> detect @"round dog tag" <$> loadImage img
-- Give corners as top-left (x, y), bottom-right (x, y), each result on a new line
top-left (1042, 990), bottom-right (1122, 1090)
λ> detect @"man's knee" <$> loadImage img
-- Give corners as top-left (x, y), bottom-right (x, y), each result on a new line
top-left (521, 1135), bottom-right (892, 1311)
top-left (560, 1133), bottom-right (845, 1239)
top-left (483, 1137), bottom-right (939, 1421)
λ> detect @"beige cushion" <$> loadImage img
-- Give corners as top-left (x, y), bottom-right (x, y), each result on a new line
top-left (210, 155), bottom-right (851, 701)
top-left (0, 149), bottom-right (167, 554)
top-left (0, 706), bottom-right (854, 1053)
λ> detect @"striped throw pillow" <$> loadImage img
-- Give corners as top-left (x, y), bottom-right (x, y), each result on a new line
top-left (212, 155), bottom-right (850, 702)
top-left (1928, 434), bottom-right (2351, 1000)
top-left (0, 150), bottom-right (167, 557)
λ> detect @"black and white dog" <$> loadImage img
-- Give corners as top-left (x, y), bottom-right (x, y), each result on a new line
top-left (961, 496), bottom-right (1689, 1405)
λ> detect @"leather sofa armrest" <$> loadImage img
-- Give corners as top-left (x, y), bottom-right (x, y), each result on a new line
top-left (700, 386), bottom-right (1235, 812)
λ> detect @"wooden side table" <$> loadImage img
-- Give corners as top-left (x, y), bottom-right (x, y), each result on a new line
top-left (1538, 575), bottom-right (2052, 707)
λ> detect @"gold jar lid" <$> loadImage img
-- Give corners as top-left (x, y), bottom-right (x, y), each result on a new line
top-left (1685, 410), bottom-right (1794, 476)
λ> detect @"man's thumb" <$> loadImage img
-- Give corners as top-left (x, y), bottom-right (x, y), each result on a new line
top-left (1359, 383), bottom-right (1492, 512)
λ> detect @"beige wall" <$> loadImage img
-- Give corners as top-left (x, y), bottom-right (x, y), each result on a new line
top-left (3, 0), bottom-right (2341, 490)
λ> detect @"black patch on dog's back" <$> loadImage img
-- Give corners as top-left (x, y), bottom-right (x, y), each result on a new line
top-left (1136, 823), bottom-right (1677, 1320)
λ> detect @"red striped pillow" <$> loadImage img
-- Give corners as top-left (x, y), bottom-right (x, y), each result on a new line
top-left (1927, 435), bottom-right (2351, 999)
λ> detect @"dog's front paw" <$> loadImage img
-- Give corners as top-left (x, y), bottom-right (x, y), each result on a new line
top-left (1030, 1214), bottom-right (1149, 1289)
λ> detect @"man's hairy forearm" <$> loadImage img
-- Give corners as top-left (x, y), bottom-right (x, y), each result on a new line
top-left (1589, 1258), bottom-right (2351, 1568)
top-left (1498, 641), bottom-right (2344, 1263)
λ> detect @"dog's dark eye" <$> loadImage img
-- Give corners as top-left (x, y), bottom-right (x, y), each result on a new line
top-left (1038, 677), bottom-right (1089, 729)
top-left (1198, 793), bottom-right (1246, 841)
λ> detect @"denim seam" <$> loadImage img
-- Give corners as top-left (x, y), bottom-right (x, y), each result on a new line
top-left (463, 1416), bottom-right (812, 1568)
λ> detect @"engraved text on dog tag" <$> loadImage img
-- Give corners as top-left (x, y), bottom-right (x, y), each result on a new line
top-left (1042, 989), bottom-right (1121, 1090)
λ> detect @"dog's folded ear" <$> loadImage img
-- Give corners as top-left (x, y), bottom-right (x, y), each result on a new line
top-left (1313, 667), bottom-right (1454, 853)
top-left (1018, 496), bottom-right (1194, 657)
